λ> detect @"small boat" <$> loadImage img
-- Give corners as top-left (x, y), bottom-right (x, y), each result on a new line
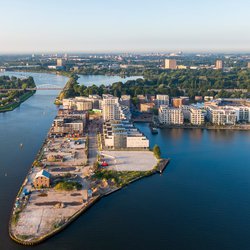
top-left (20, 143), bottom-right (23, 148)
top-left (150, 127), bottom-right (158, 134)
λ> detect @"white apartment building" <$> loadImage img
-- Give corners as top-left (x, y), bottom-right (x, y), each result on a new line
top-left (159, 105), bottom-right (184, 125)
top-left (102, 95), bottom-right (121, 121)
top-left (181, 105), bottom-right (205, 125)
top-left (206, 105), bottom-right (237, 125)
top-left (103, 120), bottom-right (149, 149)
top-left (63, 97), bottom-right (94, 111)
top-left (189, 108), bottom-right (205, 125)
top-left (231, 106), bottom-right (250, 122)
top-left (155, 95), bottom-right (169, 108)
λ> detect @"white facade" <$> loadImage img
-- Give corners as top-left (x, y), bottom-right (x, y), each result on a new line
top-left (181, 106), bottom-right (205, 125)
top-left (206, 105), bottom-right (237, 125)
top-left (126, 136), bottom-right (149, 148)
top-left (159, 105), bottom-right (184, 125)
top-left (103, 121), bottom-right (149, 149)
top-left (102, 95), bottom-right (132, 121)
top-left (231, 106), bottom-right (250, 122)
top-left (189, 108), bottom-right (205, 125)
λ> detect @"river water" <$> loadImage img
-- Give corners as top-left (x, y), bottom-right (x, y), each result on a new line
top-left (0, 72), bottom-right (250, 250)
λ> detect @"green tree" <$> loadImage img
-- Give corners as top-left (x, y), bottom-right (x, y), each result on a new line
top-left (153, 144), bottom-right (161, 159)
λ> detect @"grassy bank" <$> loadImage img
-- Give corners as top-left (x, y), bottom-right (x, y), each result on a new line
top-left (93, 169), bottom-right (155, 187)
top-left (0, 91), bottom-right (35, 113)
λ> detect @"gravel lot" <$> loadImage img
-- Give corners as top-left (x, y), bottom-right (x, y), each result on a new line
top-left (101, 151), bottom-right (157, 171)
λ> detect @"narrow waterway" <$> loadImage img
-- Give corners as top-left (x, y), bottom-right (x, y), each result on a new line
top-left (0, 72), bottom-right (250, 250)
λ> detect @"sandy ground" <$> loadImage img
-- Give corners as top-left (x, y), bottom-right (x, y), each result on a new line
top-left (13, 190), bottom-right (85, 237)
top-left (101, 151), bottom-right (157, 171)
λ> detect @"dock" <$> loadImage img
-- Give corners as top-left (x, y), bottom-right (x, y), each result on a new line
top-left (156, 158), bottom-right (170, 173)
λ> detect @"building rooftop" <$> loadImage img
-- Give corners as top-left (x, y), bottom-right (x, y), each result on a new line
top-left (35, 170), bottom-right (51, 179)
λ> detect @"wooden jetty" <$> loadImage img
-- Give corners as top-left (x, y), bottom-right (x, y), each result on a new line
top-left (156, 159), bottom-right (170, 173)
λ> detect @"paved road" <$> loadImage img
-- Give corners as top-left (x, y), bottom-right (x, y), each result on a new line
top-left (87, 118), bottom-right (102, 167)
top-left (88, 131), bottom-right (98, 167)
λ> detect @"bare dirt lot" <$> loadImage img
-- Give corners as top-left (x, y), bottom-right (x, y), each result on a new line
top-left (101, 151), bottom-right (157, 171)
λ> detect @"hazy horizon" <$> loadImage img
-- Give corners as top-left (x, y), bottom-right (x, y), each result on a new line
top-left (1, 0), bottom-right (250, 53)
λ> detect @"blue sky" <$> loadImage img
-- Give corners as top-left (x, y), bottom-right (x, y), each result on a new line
top-left (1, 0), bottom-right (250, 53)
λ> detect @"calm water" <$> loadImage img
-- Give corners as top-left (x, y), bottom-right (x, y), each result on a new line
top-left (0, 73), bottom-right (250, 250)
top-left (0, 71), bottom-right (142, 87)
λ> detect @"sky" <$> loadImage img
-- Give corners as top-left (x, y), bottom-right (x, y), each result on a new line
top-left (0, 0), bottom-right (250, 53)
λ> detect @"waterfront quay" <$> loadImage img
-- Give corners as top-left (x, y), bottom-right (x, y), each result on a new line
top-left (9, 106), bottom-right (165, 245)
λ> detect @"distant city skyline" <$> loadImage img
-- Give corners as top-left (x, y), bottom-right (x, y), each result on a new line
top-left (1, 0), bottom-right (250, 53)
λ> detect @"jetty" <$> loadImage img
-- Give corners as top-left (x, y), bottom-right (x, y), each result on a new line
top-left (156, 159), bottom-right (170, 173)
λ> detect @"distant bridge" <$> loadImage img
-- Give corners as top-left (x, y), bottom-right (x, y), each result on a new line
top-left (0, 84), bottom-right (64, 91)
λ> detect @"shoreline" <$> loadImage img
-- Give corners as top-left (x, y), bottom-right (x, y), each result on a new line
top-left (9, 158), bottom-right (170, 246)
top-left (8, 107), bottom-right (169, 246)
top-left (133, 121), bottom-right (250, 131)
top-left (155, 124), bottom-right (250, 131)
top-left (0, 91), bottom-right (36, 113)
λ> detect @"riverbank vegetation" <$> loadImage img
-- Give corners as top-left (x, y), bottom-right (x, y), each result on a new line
top-left (0, 76), bottom-right (36, 112)
top-left (55, 68), bottom-right (250, 104)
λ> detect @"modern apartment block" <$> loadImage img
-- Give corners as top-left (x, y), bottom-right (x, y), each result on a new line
top-left (63, 95), bottom-right (102, 111)
top-left (232, 106), bottom-right (250, 122)
top-left (159, 105), bottom-right (184, 125)
top-left (102, 95), bottom-right (121, 121)
top-left (155, 94), bottom-right (169, 108)
top-left (52, 117), bottom-right (85, 134)
top-left (164, 59), bottom-right (177, 69)
top-left (206, 105), bottom-right (237, 125)
top-left (189, 107), bottom-right (205, 125)
top-left (181, 105), bottom-right (205, 125)
top-left (103, 120), bottom-right (149, 149)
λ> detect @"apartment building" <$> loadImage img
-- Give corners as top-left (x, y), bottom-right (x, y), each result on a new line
top-left (206, 105), bottom-right (237, 125)
top-left (52, 117), bottom-right (84, 134)
top-left (102, 95), bottom-right (121, 121)
top-left (189, 107), bottom-right (205, 125)
top-left (103, 120), bottom-right (149, 149)
top-left (155, 94), bottom-right (169, 108)
top-left (181, 105), bottom-right (205, 125)
top-left (164, 59), bottom-right (177, 69)
top-left (159, 105), bottom-right (184, 125)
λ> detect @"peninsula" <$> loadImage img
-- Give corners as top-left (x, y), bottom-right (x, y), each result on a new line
top-left (9, 90), bottom-right (169, 245)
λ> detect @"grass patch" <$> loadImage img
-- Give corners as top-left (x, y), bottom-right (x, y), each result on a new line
top-left (93, 169), bottom-right (155, 187)
top-left (54, 181), bottom-right (82, 191)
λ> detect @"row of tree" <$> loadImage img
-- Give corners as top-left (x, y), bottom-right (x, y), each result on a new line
top-left (58, 67), bottom-right (250, 102)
